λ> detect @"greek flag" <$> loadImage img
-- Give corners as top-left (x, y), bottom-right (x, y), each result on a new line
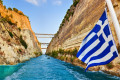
top-left (76, 8), bottom-right (118, 71)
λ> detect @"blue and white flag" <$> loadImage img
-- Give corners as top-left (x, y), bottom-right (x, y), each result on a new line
top-left (76, 8), bottom-right (118, 71)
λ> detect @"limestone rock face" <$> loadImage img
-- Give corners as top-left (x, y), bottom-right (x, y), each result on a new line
top-left (0, 4), bottom-right (39, 45)
top-left (0, 3), bottom-right (41, 65)
top-left (47, 0), bottom-right (120, 76)
top-left (47, 0), bottom-right (120, 52)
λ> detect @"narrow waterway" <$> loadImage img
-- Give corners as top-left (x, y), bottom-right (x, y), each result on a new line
top-left (1, 55), bottom-right (120, 80)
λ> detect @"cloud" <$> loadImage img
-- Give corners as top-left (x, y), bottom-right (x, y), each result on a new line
top-left (25, 0), bottom-right (47, 6)
top-left (26, 0), bottom-right (39, 6)
top-left (53, 0), bottom-right (62, 6)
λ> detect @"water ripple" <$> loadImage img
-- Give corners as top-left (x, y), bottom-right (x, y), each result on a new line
top-left (0, 55), bottom-right (120, 80)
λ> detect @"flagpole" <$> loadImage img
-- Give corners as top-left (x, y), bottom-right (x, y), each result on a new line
top-left (105, 0), bottom-right (120, 45)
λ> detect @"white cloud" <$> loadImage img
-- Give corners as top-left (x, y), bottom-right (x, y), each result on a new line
top-left (53, 0), bottom-right (62, 5)
top-left (25, 0), bottom-right (47, 6)
top-left (26, 0), bottom-right (39, 6)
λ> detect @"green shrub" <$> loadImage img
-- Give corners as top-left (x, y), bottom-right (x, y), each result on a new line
top-left (60, 56), bottom-right (64, 60)
top-left (20, 35), bottom-right (28, 49)
top-left (66, 57), bottom-right (68, 61)
top-left (5, 15), bottom-right (9, 21)
top-left (58, 48), bottom-right (64, 54)
top-left (71, 11), bottom-right (74, 16)
top-left (4, 15), bottom-right (15, 25)
top-left (73, 0), bottom-right (79, 7)
top-left (10, 14), bottom-right (13, 18)
top-left (117, 46), bottom-right (120, 53)
top-left (71, 57), bottom-right (76, 62)
top-left (18, 12), bottom-right (24, 15)
top-left (106, 63), bottom-right (114, 69)
top-left (46, 52), bottom-right (52, 56)
top-left (66, 50), bottom-right (71, 54)
top-left (4, 5), bottom-right (6, 9)
top-left (0, 18), bottom-right (6, 22)
top-left (19, 49), bottom-right (22, 52)
top-left (8, 7), bottom-right (12, 11)
top-left (7, 39), bottom-right (10, 42)
top-left (62, 19), bottom-right (65, 23)
top-left (66, 15), bottom-right (69, 21)
top-left (72, 48), bottom-right (78, 56)
top-left (8, 31), bottom-right (13, 38)
top-left (34, 52), bottom-right (42, 57)
top-left (71, 58), bottom-right (74, 62)
top-left (51, 51), bottom-right (58, 58)
top-left (18, 27), bottom-right (21, 31)
top-left (0, 0), bottom-right (3, 4)
top-left (60, 23), bottom-right (64, 27)
top-left (25, 15), bottom-right (29, 19)
top-left (8, 20), bottom-right (14, 25)
top-left (13, 8), bottom-right (18, 12)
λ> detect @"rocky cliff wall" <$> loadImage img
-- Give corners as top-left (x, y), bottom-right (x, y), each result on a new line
top-left (0, 4), bottom-right (39, 45)
top-left (46, 0), bottom-right (120, 77)
top-left (47, 0), bottom-right (120, 52)
top-left (0, 2), bottom-right (41, 65)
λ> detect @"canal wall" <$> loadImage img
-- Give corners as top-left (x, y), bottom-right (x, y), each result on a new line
top-left (47, 0), bottom-right (120, 77)
top-left (0, 1), bottom-right (41, 65)
top-left (47, 0), bottom-right (120, 52)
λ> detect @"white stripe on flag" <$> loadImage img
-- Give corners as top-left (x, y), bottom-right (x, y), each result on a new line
top-left (84, 33), bottom-right (113, 63)
top-left (78, 38), bottom-right (100, 63)
top-left (87, 46), bottom-right (115, 66)
top-left (84, 42), bottom-right (108, 63)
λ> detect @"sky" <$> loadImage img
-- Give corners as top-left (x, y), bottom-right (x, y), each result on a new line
top-left (3, 0), bottom-right (73, 53)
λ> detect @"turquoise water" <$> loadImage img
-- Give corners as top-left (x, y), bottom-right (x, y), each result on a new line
top-left (0, 55), bottom-right (120, 80)
top-left (0, 63), bottom-right (23, 79)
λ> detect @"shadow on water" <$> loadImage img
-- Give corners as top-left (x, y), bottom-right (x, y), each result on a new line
top-left (0, 63), bottom-right (24, 80)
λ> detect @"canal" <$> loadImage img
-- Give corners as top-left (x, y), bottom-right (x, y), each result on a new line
top-left (1, 55), bottom-right (120, 80)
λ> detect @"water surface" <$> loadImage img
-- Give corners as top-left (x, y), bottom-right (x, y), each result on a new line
top-left (1, 55), bottom-right (120, 80)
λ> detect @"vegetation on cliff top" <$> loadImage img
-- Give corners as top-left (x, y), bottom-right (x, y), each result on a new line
top-left (0, 13), bottom-right (16, 25)
top-left (8, 7), bottom-right (28, 18)
top-left (0, 0), bottom-right (3, 4)
top-left (54, 0), bottom-right (80, 37)
top-left (0, 0), bottom-right (29, 20)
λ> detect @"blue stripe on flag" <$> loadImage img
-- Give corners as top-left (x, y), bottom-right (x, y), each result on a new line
top-left (99, 10), bottom-right (107, 25)
top-left (81, 34), bottom-right (105, 62)
top-left (103, 25), bottom-right (110, 38)
top-left (89, 40), bottom-right (113, 62)
top-left (84, 25), bottom-right (101, 40)
top-left (85, 51), bottom-right (118, 71)
top-left (76, 34), bottom-right (98, 58)
top-left (76, 8), bottom-right (118, 71)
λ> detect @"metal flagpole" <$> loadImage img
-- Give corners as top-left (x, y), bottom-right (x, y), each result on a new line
top-left (105, 0), bottom-right (120, 45)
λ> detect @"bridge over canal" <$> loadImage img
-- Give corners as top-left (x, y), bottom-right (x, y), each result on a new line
top-left (35, 33), bottom-right (55, 52)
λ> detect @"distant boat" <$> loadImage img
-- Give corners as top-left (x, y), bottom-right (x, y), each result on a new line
top-left (47, 57), bottom-right (50, 59)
